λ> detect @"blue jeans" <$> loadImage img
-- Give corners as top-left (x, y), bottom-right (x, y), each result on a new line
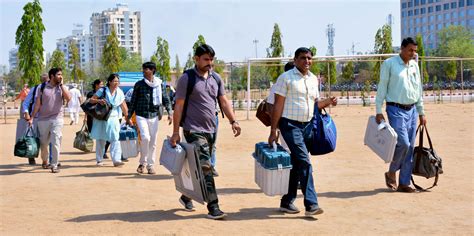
top-left (386, 105), bottom-right (418, 186)
top-left (279, 117), bottom-right (318, 210)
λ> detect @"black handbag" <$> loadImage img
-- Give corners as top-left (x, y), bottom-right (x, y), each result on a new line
top-left (80, 87), bottom-right (112, 121)
top-left (411, 124), bottom-right (443, 191)
top-left (14, 126), bottom-right (40, 158)
top-left (73, 123), bottom-right (94, 152)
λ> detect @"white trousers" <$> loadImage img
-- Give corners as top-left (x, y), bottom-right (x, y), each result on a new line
top-left (136, 115), bottom-right (159, 168)
top-left (70, 111), bottom-right (80, 124)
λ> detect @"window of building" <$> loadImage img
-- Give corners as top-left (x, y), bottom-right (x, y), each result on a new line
top-left (469, 19), bottom-right (474, 25)
top-left (429, 24), bottom-right (435, 31)
top-left (428, 0), bottom-right (434, 3)
top-left (460, 11), bottom-right (465, 17)
top-left (408, 1), bottom-right (413, 7)
top-left (436, 5), bottom-right (441, 11)
top-left (421, 8), bottom-right (426, 14)
top-left (410, 19), bottom-right (414, 26)
top-left (415, 0), bottom-right (420, 6)
top-left (452, 12), bottom-right (458, 19)
top-left (402, 2), bottom-right (407, 8)
top-left (459, 0), bottom-right (465, 7)
top-left (437, 23), bottom-right (443, 30)
top-left (468, 0), bottom-right (473, 6)
top-left (445, 22), bottom-right (451, 27)
top-left (445, 13), bottom-right (450, 20)
top-left (453, 21), bottom-right (458, 25)
top-left (469, 9), bottom-right (474, 15)
top-left (443, 3), bottom-right (449, 9)
top-left (421, 0), bottom-right (426, 4)
top-left (408, 28), bottom-right (413, 34)
top-left (437, 14), bottom-right (443, 20)
top-left (422, 16), bottom-right (428, 23)
top-left (451, 2), bottom-right (457, 8)
top-left (422, 26), bottom-right (427, 32)
top-left (460, 20), bottom-right (465, 26)
top-left (415, 9), bottom-right (419, 15)
top-left (408, 10), bottom-right (413, 16)
top-left (428, 6), bottom-right (433, 12)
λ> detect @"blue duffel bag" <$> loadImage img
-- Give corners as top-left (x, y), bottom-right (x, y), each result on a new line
top-left (303, 107), bottom-right (337, 155)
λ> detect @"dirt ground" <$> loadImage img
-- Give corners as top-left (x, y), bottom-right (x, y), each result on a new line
top-left (0, 103), bottom-right (473, 235)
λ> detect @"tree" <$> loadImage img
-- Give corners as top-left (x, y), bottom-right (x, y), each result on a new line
top-left (309, 46), bottom-right (320, 75)
top-left (174, 54), bottom-right (182, 79)
top-left (184, 53), bottom-right (194, 70)
top-left (341, 61), bottom-right (354, 84)
top-left (68, 39), bottom-right (83, 83)
top-left (192, 35), bottom-right (206, 53)
top-left (415, 34), bottom-right (429, 84)
top-left (445, 60), bottom-right (457, 101)
top-left (321, 60), bottom-right (337, 87)
top-left (153, 37), bottom-right (171, 81)
top-left (15, 0), bottom-right (45, 86)
top-left (101, 25), bottom-right (121, 76)
top-left (373, 24), bottom-right (393, 84)
top-left (120, 51), bottom-right (142, 72)
top-left (49, 49), bottom-right (66, 71)
top-left (266, 23), bottom-right (284, 82)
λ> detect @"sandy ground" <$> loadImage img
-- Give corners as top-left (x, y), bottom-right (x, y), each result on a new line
top-left (0, 103), bottom-right (473, 235)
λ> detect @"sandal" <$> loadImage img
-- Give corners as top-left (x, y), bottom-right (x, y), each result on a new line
top-left (385, 172), bottom-right (397, 191)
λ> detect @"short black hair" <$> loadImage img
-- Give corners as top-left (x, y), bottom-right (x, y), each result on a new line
top-left (195, 44), bottom-right (215, 57)
top-left (284, 61), bottom-right (295, 72)
top-left (142, 61), bottom-right (157, 74)
top-left (92, 79), bottom-right (101, 90)
top-left (401, 37), bottom-right (418, 47)
top-left (294, 47), bottom-right (313, 58)
top-left (106, 73), bottom-right (119, 87)
top-left (48, 68), bottom-right (62, 78)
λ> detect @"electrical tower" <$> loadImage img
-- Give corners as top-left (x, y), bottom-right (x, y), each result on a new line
top-left (326, 24), bottom-right (335, 56)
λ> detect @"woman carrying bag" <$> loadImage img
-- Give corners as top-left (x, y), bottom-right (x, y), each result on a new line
top-left (89, 74), bottom-right (129, 167)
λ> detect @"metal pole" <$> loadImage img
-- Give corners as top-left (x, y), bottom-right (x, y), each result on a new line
top-left (247, 60), bottom-right (251, 120)
top-left (460, 60), bottom-right (464, 103)
top-left (327, 61), bottom-right (331, 113)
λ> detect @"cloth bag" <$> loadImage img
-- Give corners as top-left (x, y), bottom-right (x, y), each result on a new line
top-left (411, 124), bottom-right (443, 191)
top-left (303, 107), bottom-right (337, 155)
top-left (256, 99), bottom-right (273, 127)
top-left (73, 123), bottom-right (94, 152)
top-left (80, 87), bottom-right (111, 120)
top-left (14, 126), bottom-right (40, 158)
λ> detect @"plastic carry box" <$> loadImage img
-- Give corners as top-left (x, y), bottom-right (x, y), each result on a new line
top-left (173, 142), bottom-right (209, 204)
top-left (253, 142), bottom-right (292, 196)
top-left (364, 116), bottom-right (398, 163)
top-left (119, 125), bottom-right (139, 158)
top-left (159, 138), bottom-right (186, 175)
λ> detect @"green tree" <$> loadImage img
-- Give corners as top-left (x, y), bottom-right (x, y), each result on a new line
top-left (436, 25), bottom-right (474, 58)
top-left (266, 23), bottom-right (284, 82)
top-left (49, 49), bottom-right (66, 71)
top-left (175, 54), bottom-right (182, 78)
top-left (213, 58), bottom-right (225, 75)
top-left (341, 61), bottom-right (354, 83)
top-left (415, 34), bottom-right (429, 84)
top-left (68, 39), bottom-right (84, 83)
top-left (192, 35), bottom-right (206, 53)
top-left (321, 60), bottom-right (337, 87)
top-left (120, 50), bottom-right (142, 72)
top-left (445, 60), bottom-right (457, 100)
top-left (15, 0), bottom-right (45, 86)
top-left (184, 53), bottom-right (194, 70)
top-left (153, 37), bottom-right (171, 81)
top-left (101, 25), bottom-right (121, 76)
top-left (309, 46), bottom-right (320, 75)
top-left (373, 24), bottom-right (393, 84)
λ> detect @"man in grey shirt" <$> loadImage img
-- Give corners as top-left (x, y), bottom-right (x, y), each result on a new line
top-left (29, 68), bottom-right (71, 173)
top-left (170, 44), bottom-right (241, 220)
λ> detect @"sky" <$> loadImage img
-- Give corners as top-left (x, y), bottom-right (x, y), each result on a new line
top-left (0, 0), bottom-right (401, 69)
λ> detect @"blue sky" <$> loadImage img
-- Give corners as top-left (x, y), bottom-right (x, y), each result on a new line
top-left (0, 0), bottom-right (400, 68)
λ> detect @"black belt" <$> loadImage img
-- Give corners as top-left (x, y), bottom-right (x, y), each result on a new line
top-left (386, 102), bottom-right (415, 111)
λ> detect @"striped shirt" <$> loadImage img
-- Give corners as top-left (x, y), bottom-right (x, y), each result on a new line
top-left (273, 67), bottom-right (320, 122)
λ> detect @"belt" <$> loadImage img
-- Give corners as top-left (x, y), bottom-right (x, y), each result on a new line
top-left (386, 102), bottom-right (415, 111)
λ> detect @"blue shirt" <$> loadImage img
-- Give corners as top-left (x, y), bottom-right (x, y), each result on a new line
top-left (375, 55), bottom-right (424, 115)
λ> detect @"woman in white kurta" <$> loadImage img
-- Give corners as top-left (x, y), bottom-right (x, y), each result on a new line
top-left (90, 74), bottom-right (129, 166)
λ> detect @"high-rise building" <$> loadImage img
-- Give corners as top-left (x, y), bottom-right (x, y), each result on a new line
top-left (8, 48), bottom-right (18, 71)
top-left (56, 24), bottom-right (94, 69)
top-left (90, 3), bottom-right (142, 62)
top-left (400, 0), bottom-right (474, 49)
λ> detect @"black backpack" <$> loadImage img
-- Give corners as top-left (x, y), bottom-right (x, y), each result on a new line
top-left (180, 69), bottom-right (225, 127)
top-left (27, 82), bottom-right (46, 115)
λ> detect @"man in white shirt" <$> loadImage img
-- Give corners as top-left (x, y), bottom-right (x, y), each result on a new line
top-left (68, 83), bottom-right (82, 125)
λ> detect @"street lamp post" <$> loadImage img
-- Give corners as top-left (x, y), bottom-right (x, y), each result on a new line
top-left (252, 39), bottom-right (259, 58)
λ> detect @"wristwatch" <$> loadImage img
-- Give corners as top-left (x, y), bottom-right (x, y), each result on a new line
top-left (230, 120), bottom-right (238, 125)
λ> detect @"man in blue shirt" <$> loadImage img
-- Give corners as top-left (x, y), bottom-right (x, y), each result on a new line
top-left (375, 37), bottom-right (427, 193)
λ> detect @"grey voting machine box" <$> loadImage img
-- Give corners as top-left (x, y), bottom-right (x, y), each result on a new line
top-left (173, 142), bottom-right (209, 205)
top-left (364, 116), bottom-right (398, 163)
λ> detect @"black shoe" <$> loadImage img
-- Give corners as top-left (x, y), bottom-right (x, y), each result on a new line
top-left (121, 158), bottom-right (129, 162)
top-left (28, 158), bottom-right (36, 165)
top-left (179, 196), bottom-right (195, 212)
top-left (57, 162), bottom-right (61, 167)
top-left (207, 207), bottom-right (226, 220)
top-left (103, 154), bottom-right (109, 159)
top-left (305, 205), bottom-right (324, 216)
top-left (279, 203), bottom-right (300, 214)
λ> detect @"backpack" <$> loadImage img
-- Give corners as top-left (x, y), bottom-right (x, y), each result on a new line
top-left (27, 84), bottom-right (39, 115)
top-left (180, 69), bottom-right (225, 127)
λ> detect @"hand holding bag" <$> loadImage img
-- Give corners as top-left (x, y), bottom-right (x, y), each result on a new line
top-left (73, 123), bottom-right (94, 152)
top-left (14, 126), bottom-right (40, 158)
top-left (303, 107), bottom-right (337, 155)
top-left (411, 124), bottom-right (443, 191)
top-left (80, 87), bottom-right (112, 121)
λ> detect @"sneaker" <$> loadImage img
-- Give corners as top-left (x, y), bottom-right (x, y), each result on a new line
top-left (179, 196), bottom-right (195, 212)
top-left (96, 162), bottom-right (104, 166)
top-left (70, 121), bottom-right (74, 125)
top-left (279, 203), bottom-right (300, 214)
top-left (57, 162), bottom-right (62, 167)
top-left (211, 166), bottom-right (219, 177)
top-left (51, 166), bottom-right (60, 173)
top-left (147, 167), bottom-right (156, 175)
top-left (136, 164), bottom-right (145, 174)
top-left (103, 154), bottom-right (109, 159)
top-left (305, 205), bottom-right (324, 216)
top-left (113, 162), bottom-right (125, 167)
top-left (121, 157), bottom-right (129, 162)
top-left (207, 207), bottom-right (227, 220)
